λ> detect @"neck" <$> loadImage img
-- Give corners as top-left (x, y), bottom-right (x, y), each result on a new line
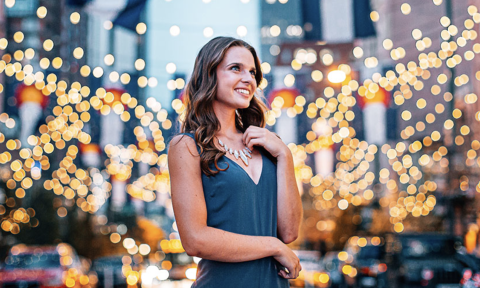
top-left (212, 101), bottom-right (240, 140)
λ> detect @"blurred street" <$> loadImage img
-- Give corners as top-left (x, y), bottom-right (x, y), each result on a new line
top-left (1, 0), bottom-right (480, 287)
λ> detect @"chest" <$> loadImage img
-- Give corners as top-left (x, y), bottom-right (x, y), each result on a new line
top-left (222, 148), bottom-right (263, 185)
top-left (201, 152), bottom-right (277, 203)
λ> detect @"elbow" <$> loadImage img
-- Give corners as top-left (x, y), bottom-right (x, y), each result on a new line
top-left (184, 245), bottom-right (199, 257)
top-left (280, 222), bottom-right (300, 244)
top-left (282, 232), bottom-right (298, 244)
top-left (182, 237), bottom-right (201, 257)
top-left (181, 233), bottom-right (204, 257)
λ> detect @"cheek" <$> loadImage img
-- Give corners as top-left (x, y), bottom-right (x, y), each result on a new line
top-left (216, 82), bottom-right (229, 100)
top-left (217, 73), bottom-right (230, 88)
top-left (219, 76), bottom-right (238, 92)
top-left (215, 77), bottom-right (232, 101)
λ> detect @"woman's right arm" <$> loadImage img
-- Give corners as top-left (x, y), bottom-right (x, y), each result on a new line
top-left (168, 135), bottom-right (301, 278)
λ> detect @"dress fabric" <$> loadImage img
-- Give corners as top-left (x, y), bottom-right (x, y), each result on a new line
top-left (181, 133), bottom-right (289, 288)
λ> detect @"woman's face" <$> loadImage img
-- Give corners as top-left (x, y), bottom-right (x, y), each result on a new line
top-left (215, 46), bottom-right (258, 110)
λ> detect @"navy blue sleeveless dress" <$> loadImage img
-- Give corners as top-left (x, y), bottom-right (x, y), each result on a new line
top-left (181, 133), bottom-right (289, 288)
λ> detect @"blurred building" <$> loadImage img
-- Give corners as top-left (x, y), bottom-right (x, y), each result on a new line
top-left (84, 0), bottom-right (138, 76)
top-left (258, 0), bottom-right (480, 251)
top-left (259, 0), bottom-right (378, 249)
top-left (350, 0), bottom-right (480, 252)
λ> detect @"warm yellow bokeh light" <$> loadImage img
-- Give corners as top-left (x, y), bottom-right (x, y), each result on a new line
top-left (37, 6), bottom-right (47, 18)
top-left (104, 54), bottom-right (115, 66)
top-left (43, 39), bottom-right (54, 51)
top-left (136, 23), bottom-right (147, 35)
top-left (13, 32), bottom-right (24, 43)
top-left (70, 12), bottom-right (81, 24)
top-left (135, 59), bottom-right (146, 71)
top-left (401, 3), bottom-right (411, 15)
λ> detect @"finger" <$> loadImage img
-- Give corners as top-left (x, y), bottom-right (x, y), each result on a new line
top-left (244, 125), bottom-right (258, 134)
top-left (246, 125), bottom-right (260, 132)
top-left (242, 128), bottom-right (250, 145)
top-left (283, 267), bottom-right (292, 279)
top-left (286, 272), bottom-right (292, 279)
top-left (245, 126), bottom-right (262, 139)
top-left (244, 132), bottom-right (253, 146)
top-left (246, 138), bottom-right (262, 151)
top-left (245, 131), bottom-right (262, 146)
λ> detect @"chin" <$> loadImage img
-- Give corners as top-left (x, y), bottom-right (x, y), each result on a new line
top-left (238, 101), bottom-right (251, 109)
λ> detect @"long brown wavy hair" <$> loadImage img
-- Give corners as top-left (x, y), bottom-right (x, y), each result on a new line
top-left (181, 36), bottom-right (267, 176)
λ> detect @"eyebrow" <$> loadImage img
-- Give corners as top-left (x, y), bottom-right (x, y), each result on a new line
top-left (227, 62), bottom-right (256, 71)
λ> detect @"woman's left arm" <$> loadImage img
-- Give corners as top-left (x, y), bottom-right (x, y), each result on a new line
top-left (244, 126), bottom-right (303, 244)
top-left (275, 148), bottom-right (303, 243)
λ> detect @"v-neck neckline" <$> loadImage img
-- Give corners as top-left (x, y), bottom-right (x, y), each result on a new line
top-left (223, 151), bottom-right (264, 186)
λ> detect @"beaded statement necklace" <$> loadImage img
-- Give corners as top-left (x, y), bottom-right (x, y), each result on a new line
top-left (218, 139), bottom-right (252, 166)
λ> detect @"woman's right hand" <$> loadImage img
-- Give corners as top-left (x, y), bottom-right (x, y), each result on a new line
top-left (273, 239), bottom-right (302, 279)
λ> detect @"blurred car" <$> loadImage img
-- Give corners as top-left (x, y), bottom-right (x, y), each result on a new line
top-left (91, 256), bottom-right (127, 288)
top-left (457, 250), bottom-right (480, 288)
top-left (387, 233), bottom-right (464, 288)
top-left (319, 251), bottom-right (345, 288)
top-left (343, 236), bottom-right (388, 288)
top-left (0, 243), bottom-right (91, 288)
top-left (138, 254), bottom-right (197, 287)
top-left (289, 250), bottom-right (327, 288)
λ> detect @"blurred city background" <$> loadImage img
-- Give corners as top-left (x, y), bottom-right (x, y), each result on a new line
top-left (0, 0), bottom-right (479, 287)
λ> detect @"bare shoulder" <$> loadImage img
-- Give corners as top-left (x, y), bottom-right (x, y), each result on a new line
top-left (168, 134), bottom-right (201, 180)
top-left (168, 134), bottom-right (200, 160)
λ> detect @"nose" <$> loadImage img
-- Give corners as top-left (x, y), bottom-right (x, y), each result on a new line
top-left (241, 70), bottom-right (256, 87)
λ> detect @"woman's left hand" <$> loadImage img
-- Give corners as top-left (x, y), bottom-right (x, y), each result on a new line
top-left (243, 126), bottom-right (289, 158)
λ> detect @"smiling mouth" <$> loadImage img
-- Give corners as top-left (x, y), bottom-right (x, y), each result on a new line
top-left (235, 88), bottom-right (251, 97)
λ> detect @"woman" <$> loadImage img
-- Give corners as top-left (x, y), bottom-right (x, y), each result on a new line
top-left (168, 36), bottom-right (303, 287)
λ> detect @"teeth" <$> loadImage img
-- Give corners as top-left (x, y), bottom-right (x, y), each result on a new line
top-left (235, 89), bottom-right (249, 95)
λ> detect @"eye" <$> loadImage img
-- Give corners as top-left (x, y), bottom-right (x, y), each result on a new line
top-left (250, 70), bottom-right (256, 76)
top-left (231, 65), bottom-right (240, 71)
